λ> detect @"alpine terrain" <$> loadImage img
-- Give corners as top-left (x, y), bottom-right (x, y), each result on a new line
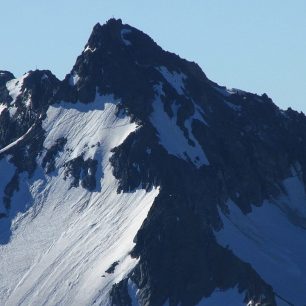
top-left (1, 19), bottom-right (306, 306)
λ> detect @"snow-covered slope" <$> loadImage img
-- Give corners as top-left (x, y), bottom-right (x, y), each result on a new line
top-left (216, 171), bottom-right (306, 305)
top-left (0, 94), bottom-right (159, 305)
top-left (151, 84), bottom-right (209, 168)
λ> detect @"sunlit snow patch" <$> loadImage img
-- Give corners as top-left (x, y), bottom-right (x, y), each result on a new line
top-left (156, 66), bottom-right (187, 95)
top-left (6, 74), bottom-right (28, 103)
top-left (0, 104), bottom-right (7, 115)
top-left (151, 84), bottom-right (209, 168)
top-left (69, 72), bottom-right (80, 86)
top-left (5, 73), bottom-right (30, 115)
top-left (84, 45), bottom-right (97, 53)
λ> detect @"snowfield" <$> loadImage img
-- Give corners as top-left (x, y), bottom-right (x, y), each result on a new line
top-left (151, 84), bottom-right (209, 168)
top-left (215, 170), bottom-right (306, 305)
top-left (0, 94), bottom-right (159, 305)
top-left (6, 74), bottom-right (28, 104)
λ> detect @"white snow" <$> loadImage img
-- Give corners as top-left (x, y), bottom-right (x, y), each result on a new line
top-left (195, 287), bottom-right (245, 306)
top-left (84, 45), bottom-right (97, 53)
top-left (5, 73), bottom-right (31, 115)
top-left (0, 104), bottom-right (7, 115)
top-left (8, 106), bottom-right (17, 117)
top-left (6, 75), bottom-right (26, 104)
top-left (69, 72), bottom-right (80, 86)
top-left (156, 66), bottom-right (186, 95)
top-left (0, 93), bottom-right (159, 305)
top-left (215, 172), bottom-right (306, 305)
top-left (121, 29), bottom-right (132, 46)
top-left (151, 84), bottom-right (209, 168)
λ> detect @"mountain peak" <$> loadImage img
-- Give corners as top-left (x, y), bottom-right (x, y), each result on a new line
top-left (87, 18), bottom-right (128, 49)
top-left (60, 19), bottom-right (162, 104)
top-left (106, 17), bottom-right (123, 26)
top-left (91, 18), bottom-right (123, 35)
top-left (2, 19), bottom-right (306, 306)
top-left (61, 19), bottom-right (208, 110)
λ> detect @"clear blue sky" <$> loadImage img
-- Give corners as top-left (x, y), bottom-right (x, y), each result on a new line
top-left (1, 1), bottom-right (305, 112)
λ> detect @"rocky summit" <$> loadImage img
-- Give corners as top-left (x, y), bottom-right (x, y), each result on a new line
top-left (0, 19), bottom-right (306, 306)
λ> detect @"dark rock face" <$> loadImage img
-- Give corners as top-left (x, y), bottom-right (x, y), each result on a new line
top-left (106, 261), bottom-right (120, 274)
top-left (3, 171), bottom-right (19, 212)
top-left (0, 70), bottom-right (60, 149)
top-left (0, 71), bottom-right (15, 87)
top-left (42, 137), bottom-right (67, 174)
top-left (0, 71), bottom-right (15, 111)
top-left (1, 19), bottom-right (305, 305)
top-left (111, 279), bottom-right (133, 306)
top-left (0, 70), bottom-right (59, 171)
top-left (64, 156), bottom-right (98, 191)
top-left (20, 70), bottom-right (60, 110)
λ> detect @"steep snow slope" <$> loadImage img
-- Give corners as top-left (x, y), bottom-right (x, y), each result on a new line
top-left (0, 94), bottom-right (159, 305)
top-left (216, 170), bottom-right (306, 305)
